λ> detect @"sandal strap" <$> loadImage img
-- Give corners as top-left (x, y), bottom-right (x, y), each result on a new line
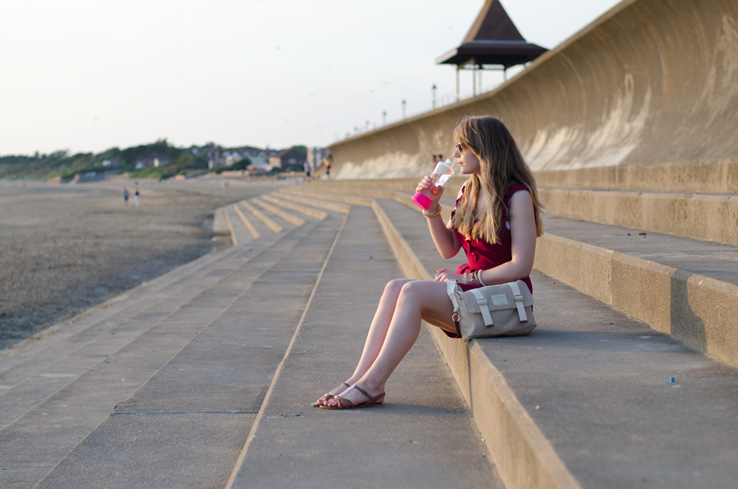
top-left (351, 384), bottom-right (371, 399)
top-left (326, 382), bottom-right (350, 397)
top-left (351, 384), bottom-right (385, 403)
top-left (327, 385), bottom-right (386, 409)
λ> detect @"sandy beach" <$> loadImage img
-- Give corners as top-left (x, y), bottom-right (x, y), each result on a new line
top-left (0, 177), bottom-right (285, 351)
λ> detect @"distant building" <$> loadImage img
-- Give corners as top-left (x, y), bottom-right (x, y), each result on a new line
top-left (244, 149), bottom-right (275, 170)
top-left (134, 155), bottom-right (168, 169)
top-left (268, 149), bottom-right (306, 172)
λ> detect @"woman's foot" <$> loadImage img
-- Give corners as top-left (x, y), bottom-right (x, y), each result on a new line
top-left (311, 382), bottom-right (351, 408)
top-left (320, 384), bottom-right (385, 410)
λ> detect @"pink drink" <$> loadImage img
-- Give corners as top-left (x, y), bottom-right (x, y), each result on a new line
top-left (412, 159), bottom-right (455, 210)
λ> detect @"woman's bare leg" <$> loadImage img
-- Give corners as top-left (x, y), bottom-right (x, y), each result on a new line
top-left (346, 278), bottom-right (413, 381)
top-left (324, 279), bottom-right (455, 407)
top-left (314, 278), bottom-right (411, 404)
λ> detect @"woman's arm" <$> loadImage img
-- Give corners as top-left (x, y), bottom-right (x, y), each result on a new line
top-left (477, 190), bottom-right (537, 285)
top-left (426, 209), bottom-right (460, 259)
top-left (416, 177), bottom-right (462, 259)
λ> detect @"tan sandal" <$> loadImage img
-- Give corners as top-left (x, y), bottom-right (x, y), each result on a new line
top-left (311, 382), bottom-right (350, 408)
top-left (319, 384), bottom-right (385, 410)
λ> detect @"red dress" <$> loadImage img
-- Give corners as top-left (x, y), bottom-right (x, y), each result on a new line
top-left (450, 182), bottom-right (533, 294)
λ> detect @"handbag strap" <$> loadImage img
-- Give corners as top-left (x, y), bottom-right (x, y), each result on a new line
top-left (507, 281), bottom-right (529, 323)
top-left (470, 288), bottom-right (493, 326)
top-left (446, 280), bottom-right (460, 312)
top-left (446, 280), bottom-right (462, 337)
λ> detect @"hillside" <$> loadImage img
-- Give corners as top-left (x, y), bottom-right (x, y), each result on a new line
top-left (0, 140), bottom-right (298, 181)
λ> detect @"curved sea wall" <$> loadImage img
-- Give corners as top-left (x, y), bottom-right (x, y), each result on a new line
top-left (329, 0), bottom-right (738, 178)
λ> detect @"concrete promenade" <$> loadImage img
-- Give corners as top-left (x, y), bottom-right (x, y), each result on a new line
top-left (1, 177), bottom-right (736, 488)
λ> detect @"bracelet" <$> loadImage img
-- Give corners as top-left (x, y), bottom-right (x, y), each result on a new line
top-left (476, 270), bottom-right (487, 286)
top-left (464, 272), bottom-right (470, 284)
top-left (423, 204), bottom-right (442, 218)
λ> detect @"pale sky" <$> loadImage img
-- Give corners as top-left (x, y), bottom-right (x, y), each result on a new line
top-left (0, 0), bottom-right (621, 156)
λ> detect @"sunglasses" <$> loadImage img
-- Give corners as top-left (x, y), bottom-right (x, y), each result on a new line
top-left (455, 142), bottom-right (467, 153)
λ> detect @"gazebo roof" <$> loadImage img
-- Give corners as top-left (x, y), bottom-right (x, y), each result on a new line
top-left (436, 0), bottom-right (547, 69)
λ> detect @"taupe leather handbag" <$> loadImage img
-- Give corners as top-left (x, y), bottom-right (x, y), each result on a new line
top-left (446, 280), bottom-right (536, 341)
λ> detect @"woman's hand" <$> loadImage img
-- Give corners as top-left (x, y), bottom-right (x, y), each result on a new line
top-left (416, 176), bottom-right (444, 205)
top-left (415, 176), bottom-right (433, 193)
top-left (434, 268), bottom-right (462, 282)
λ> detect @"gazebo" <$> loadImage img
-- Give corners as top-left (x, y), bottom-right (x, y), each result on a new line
top-left (436, 0), bottom-right (547, 100)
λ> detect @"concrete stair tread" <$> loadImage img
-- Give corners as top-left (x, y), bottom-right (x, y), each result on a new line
top-left (543, 214), bottom-right (738, 287)
top-left (538, 187), bottom-right (738, 246)
top-left (372, 197), bottom-right (738, 489)
top-left (236, 199), bottom-right (285, 234)
top-left (225, 203), bottom-right (257, 244)
top-left (227, 205), bottom-right (502, 489)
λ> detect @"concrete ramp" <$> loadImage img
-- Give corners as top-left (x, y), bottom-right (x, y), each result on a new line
top-left (329, 0), bottom-right (738, 177)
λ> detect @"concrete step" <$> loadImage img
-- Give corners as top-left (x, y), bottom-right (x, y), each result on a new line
top-left (224, 203), bottom-right (258, 245)
top-left (533, 161), bottom-right (738, 194)
top-left (237, 199), bottom-right (285, 234)
top-left (225, 192), bottom-right (331, 246)
top-left (537, 187), bottom-right (738, 246)
top-left (227, 205), bottom-right (502, 489)
top-left (259, 193), bottom-right (329, 221)
top-left (0, 216), bottom-right (327, 488)
top-left (536, 214), bottom-right (738, 368)
top-left (273, 189), bottom-right (351, 213)
top-left (370, 197), bottom-right (738, 489)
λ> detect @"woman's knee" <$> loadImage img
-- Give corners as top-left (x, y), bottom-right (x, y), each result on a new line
top-left (398, 280), bottom-right (427, 301)
top-left (384, 278), bottom-right (411, 296)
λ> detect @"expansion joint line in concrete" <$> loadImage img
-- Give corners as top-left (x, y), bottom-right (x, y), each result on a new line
top-left (225, 210), bottom-right (351, 489)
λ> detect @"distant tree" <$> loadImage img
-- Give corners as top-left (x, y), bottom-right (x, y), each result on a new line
top-left (232, 157), bottom-right (251, 170)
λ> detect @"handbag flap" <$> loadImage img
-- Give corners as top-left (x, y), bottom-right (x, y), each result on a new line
top-left (457, 280), bottom-right (533, 314)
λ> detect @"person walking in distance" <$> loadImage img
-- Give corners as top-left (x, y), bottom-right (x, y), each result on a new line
top-left (314, 115), bottom-right (544, 409)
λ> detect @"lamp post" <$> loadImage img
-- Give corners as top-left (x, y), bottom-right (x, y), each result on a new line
top-left (401, 99), bottom-right (406, 119)
top-left (432, 83), bottom-right (437, 109)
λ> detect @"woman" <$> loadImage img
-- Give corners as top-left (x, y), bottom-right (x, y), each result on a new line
top-left (314, 115), bottom-right (543, 410)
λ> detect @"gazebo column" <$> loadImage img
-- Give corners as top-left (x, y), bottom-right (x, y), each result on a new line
top-left (456, 67), bottom-right (460, 102)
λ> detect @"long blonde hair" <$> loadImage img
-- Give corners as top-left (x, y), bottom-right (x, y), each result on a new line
top-left (451, 116), bottom-right (543, 243)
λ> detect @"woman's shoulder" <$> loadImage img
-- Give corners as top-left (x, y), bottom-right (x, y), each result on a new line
top-left (505, 182), bottom-right (529, 197)
top-left (456, 179), bottom-right (473, 199)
